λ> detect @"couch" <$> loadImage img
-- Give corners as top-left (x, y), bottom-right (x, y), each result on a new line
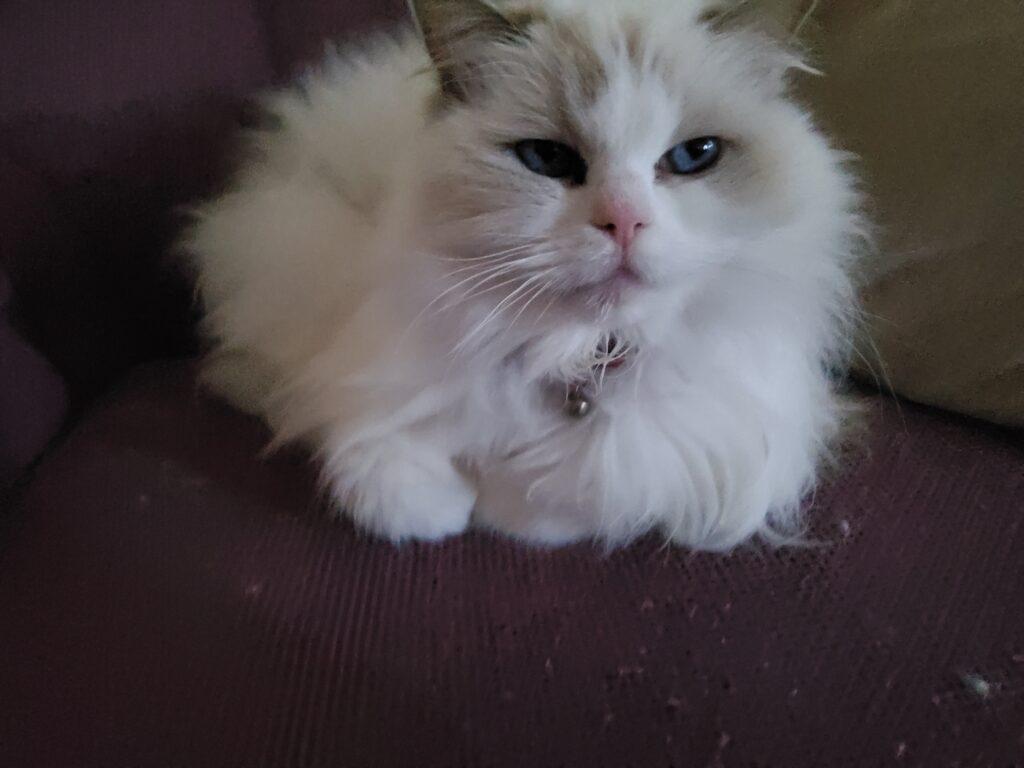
top-left (2, 1), bottom-right (1022, 765)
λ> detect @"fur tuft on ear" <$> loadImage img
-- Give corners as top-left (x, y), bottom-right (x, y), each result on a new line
top-left (698, 0), bottom-right (820, 87)
top-left (409, 0), bottom-right (532, 101)
top-left (698, 0), bottom-right (816, 41)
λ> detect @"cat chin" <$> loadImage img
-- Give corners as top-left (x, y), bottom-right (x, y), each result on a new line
top-left (583, 286), bottom-right (688, 332)
top-left (567, 264), bottom-right (645, 303)
top-left (549, 275), bottom-right (668, 324)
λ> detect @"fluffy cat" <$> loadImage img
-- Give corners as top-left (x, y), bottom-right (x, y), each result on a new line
top-left (185, 0), bottom-right (863, 549)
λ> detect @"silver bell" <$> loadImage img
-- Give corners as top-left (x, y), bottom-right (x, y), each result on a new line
top-left (564, 389), bottom-right (592, 419)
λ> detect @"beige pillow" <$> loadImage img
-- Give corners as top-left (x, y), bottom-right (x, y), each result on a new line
top-left (789, 0), bottom-right (1024, 426)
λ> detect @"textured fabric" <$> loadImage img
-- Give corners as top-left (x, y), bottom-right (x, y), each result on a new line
top-left (0, 0), bottom-right (403, 404)
top-left (796, 0), bottom-right (1024, 426)
top-left (1, 361), bottom-right (1021, 767)
top-left (2, 2), bottom-right (1022, 764)
top-left (0, 269), bottom-right (67, 489)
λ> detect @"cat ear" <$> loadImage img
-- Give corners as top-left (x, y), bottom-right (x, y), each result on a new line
top-left (698, 0), bottom-right (812, 39)
top-left (698, 0), bottom-right (820, 86)
top-left (409, 0), bottom-right (531, 101)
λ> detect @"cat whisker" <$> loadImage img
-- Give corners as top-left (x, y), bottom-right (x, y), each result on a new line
top-left (503, 272), bottom-right (557, 336)
top-left (531, 290), bottom-right (562, 330)
top-left (441, 249), bottom-right (558, 301)
top-left (435, 251), bottom-right (562, 321)
top-left (398, 260), bottom-right (529, 344)
top-left (453, 280), bottom-right (542, 355)
top-left (441, 273), bottom-right (528, 313)
top-left (431, 260), bottom-right (524, 303)
top-left (453, 271), bottom-right (553, 356)
top-left (440, 253), bottom-right (541, 282)
top-left (438, 242), bottom-right (539, 265)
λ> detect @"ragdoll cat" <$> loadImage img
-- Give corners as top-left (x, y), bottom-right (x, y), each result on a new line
top-left (186, 0), bottom-right (863, 549)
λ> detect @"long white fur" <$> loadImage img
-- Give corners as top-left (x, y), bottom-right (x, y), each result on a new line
top-left (185, 0), bottom-right (863, 549)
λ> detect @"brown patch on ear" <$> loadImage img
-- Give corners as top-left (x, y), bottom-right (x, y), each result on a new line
top-left (504, 6), bottom-right (547, 29)
top-left (411, 0), bottom-right (532, 101)
top-left (698, 0), bottom-right (814, 40)
top-left (697, 0), bottom-right (813, 90)
top-left (697, 2), bottom-right (733, 28)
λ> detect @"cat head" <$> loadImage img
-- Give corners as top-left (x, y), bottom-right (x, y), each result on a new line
top-left (410, 0), bottom-right (854, 335)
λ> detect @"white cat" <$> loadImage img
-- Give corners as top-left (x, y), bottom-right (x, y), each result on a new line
top-left (185, 0), bottom-right (863, 549)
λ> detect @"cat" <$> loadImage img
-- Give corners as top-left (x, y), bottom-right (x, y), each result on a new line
top-left (185, 0), bottom-right (864, 549)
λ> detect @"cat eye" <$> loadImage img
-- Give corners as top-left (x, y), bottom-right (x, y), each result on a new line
top-left (660, 137), bottom-right (722, 176)
top-left (513, 140), bottom-right (587, 184)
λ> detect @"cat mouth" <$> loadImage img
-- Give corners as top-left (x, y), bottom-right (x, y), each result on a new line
top-left (568, 264), bottom-right (646, 303)
top-left (608, 264), bottom-right (644, 286)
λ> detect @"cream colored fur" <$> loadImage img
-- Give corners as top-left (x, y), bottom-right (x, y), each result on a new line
top-left (185, 0), bottom-right (863, 548)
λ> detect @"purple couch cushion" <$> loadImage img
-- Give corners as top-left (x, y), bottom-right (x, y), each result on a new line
top-left (0, 0), bottom-right (267, 401)
top-left (0, 0), bottom-right (404, 404)
top-left (0, 269), bottom-right (67, 489)
top-left (1, 361), bottom-right (1021, 766)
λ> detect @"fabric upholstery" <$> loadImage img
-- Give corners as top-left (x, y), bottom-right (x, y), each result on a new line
top-left (2, 2), bottom-right (1022, 765)
top-left (0, 268), bottom-right (67, 489)
top-left (797, 0), bottom-right (1024, 426)
top-left (1, 362), bottom-right (1021, 766)
top-left (0, 0), bottom-right (403, 404)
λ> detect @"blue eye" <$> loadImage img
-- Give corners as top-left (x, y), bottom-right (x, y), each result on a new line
top-left (513, 140), bottom-right (587, 184)
top-left (662, 136), bottom-right (722, 175)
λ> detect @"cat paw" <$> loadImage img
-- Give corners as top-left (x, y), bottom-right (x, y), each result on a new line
top-left (329, 439), bottom-right (475, 543)
top-left (374, 472), bottom-right (475, 542)
top-left (474, 470), bottom-right (592, 547)
top-left (509, 516), bottom-right (591, 547)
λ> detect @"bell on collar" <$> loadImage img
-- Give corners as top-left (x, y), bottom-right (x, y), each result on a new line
top-left (564, 386), bottom-right (592, 419)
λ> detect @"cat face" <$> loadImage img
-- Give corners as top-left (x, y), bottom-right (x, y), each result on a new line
top-left (414, 0), bottom-right (831, 328)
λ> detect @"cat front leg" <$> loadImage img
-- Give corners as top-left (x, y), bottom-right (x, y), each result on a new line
top-left (475, 464), bottom-right (595, 546)
top-left (319, 430), bottom-right (476, 542)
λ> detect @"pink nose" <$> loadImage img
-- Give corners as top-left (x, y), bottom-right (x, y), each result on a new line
top-left (592, 199), bottom-right (649, 250)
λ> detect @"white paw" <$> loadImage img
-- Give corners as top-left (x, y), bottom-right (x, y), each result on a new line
top-left (509, 516), bottom-right (592, 547)
top-left (372, 468), bottom-right (475, 542)
top-left (474, 468), bottom-right (593, 547)
top-left (328, 439), bottom-right (475, 543)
